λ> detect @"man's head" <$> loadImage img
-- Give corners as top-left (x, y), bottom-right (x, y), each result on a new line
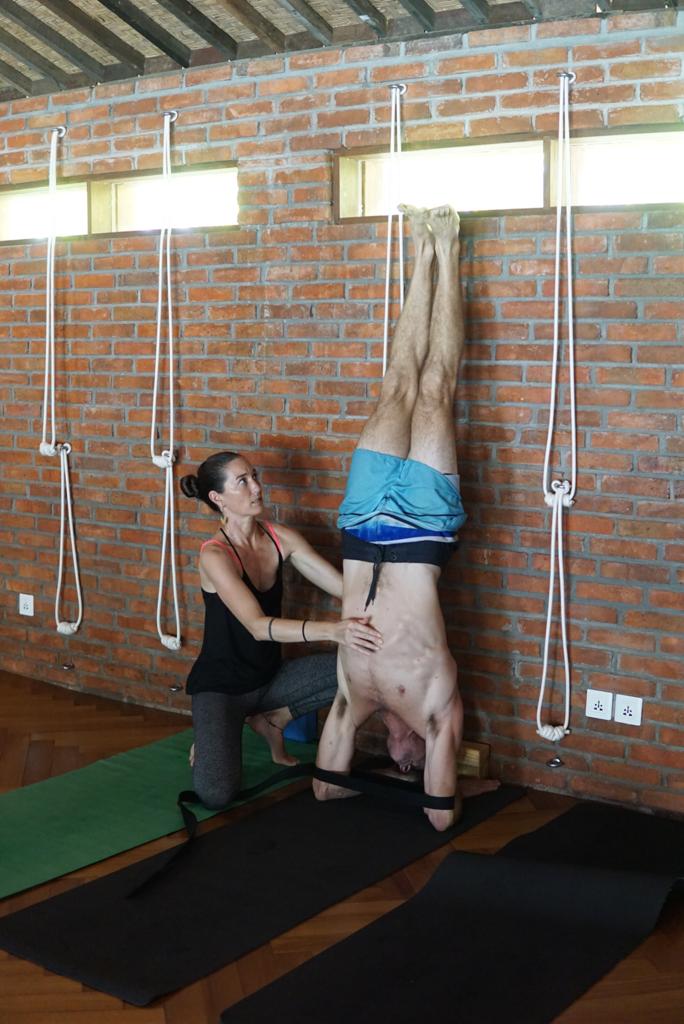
top-left (387, 728), bottom-right (426, 774)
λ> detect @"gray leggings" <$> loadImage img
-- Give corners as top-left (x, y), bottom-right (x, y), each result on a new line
top-left (191, 652), bottom-right (338, 809)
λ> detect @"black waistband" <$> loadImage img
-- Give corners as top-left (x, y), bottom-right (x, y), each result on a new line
top-left (341, 530), bottom-right (457, 608)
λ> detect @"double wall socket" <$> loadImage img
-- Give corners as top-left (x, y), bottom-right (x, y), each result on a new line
top-left (586, 689), bottom-right (642, 727)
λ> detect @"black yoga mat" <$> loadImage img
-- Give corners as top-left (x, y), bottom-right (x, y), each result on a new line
top-left (0, 784), bottom-right (521, 1006)
top-left (220, 801), bottom-right (684, 1024)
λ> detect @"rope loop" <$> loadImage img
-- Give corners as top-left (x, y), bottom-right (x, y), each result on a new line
top-left (55, 442), bottom-right (83, 635)
top-left (536, 70), bottom-right (577, 745)
top-left (150, 113), bottom-right (182, 652)
top-left (39, 127), bottom-right (83, 636)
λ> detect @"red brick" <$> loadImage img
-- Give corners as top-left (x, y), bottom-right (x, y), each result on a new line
top-left (469, 116), bottom-right (533, 137)
top-left (609, 104), bottom-right (679, 126)
top-left (436, 53), bottom-right (497, 76)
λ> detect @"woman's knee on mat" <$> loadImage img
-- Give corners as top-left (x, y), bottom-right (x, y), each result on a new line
top-left (193, 773), bottom-right (241, 810)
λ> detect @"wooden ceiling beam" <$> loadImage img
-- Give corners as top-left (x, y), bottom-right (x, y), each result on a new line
top-left (459, 0), bottom-right (491, 24)
top-left (276, 0), bottom-right (334, 44)
top-left (0, 29), bottom-right (71, 88)
top-left (94, 0), bottom-right (193, 66)
top-left (153, 0), bottom-right (239, 58)
top-left (35, 0), bottom-right (144, 73)
top-left (218, 1), bottom-right (287, 52)
top-left (344, 0), bottom-right (388, 36)
top-left (1, 0), bottom-right (108, 81)
top-left (0, 56), bottom-right (36, 94)
top-left (395, 0), bottom-right (436, 30)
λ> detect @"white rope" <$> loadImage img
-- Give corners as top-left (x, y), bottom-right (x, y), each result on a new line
top-left (536, 71), bottom-right (577, 743)
top-left (150, 110), bottom-right (181, 651)
top-left (39, 127), bottom-right (84, 635)
top-left (382, 83), bottom-right (406, 376)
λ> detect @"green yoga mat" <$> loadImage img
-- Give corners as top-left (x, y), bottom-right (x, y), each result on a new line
top-left (0, 728), bottom-right (317, 901)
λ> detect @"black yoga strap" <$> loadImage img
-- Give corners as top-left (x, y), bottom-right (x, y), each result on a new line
top-left (127, 763), bottom-right (455, 897)
top-left (127, 763), bottom-right (314, 898)
top-left (312, 766), bottom-right (456, 811)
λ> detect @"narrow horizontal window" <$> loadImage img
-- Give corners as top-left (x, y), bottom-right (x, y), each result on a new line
top-left (339, 140), bottom-right (545, 218)
top-left (550, 130), bottom-right (684, 207)
top-left (90, 167), bottom-right (239, 233)
top-left (0, 183), bottom-right (88, 243)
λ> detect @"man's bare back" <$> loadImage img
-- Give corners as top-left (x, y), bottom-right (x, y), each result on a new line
top-left (314, 207), bottom-right (499, 830)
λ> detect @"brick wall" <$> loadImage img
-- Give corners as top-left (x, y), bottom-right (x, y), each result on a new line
top-left (1, 9), bottom-right (682, 814)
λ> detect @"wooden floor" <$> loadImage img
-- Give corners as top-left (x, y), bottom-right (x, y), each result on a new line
top-left (0, 670), bottom-right (682, 1024)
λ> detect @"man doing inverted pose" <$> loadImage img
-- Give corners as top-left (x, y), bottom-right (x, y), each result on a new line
top-left (313, 205), bottom-right (497, 830)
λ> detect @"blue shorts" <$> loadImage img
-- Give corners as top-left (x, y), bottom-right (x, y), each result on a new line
top-left (337, 449), bottom-right (467, 534)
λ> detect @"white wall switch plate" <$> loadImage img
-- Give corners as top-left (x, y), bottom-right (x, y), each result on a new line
top-left (614, 694), bottom-right (643, 727)
top-left (586, 689), bottom-right (613, 721)
top-left (19, 593), bottom-right (34, 616)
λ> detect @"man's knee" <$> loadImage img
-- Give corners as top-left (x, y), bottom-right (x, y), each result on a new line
top-left (379, 372), bottom-right (418, 411)
top-left (416, 363), bottom-right (454, 408)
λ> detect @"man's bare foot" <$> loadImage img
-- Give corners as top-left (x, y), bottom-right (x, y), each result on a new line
top-left (248, 712), bottom-right (299, 767)
top-left (398, 204), bottom-right (433, 254)
top-left (427, 205), bottom-right (460, 250)
top-left (459, 776), bottom-right (500, 798)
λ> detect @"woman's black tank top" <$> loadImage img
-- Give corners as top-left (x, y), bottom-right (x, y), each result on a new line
top-left (186, 523), bottom-right (283, 696)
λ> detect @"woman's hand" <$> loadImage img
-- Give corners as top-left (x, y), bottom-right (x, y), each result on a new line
top-left (334, 616), bottom-right (383, 653)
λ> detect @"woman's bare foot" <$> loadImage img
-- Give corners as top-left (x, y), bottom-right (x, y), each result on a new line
top-left (427, 205), bottom-right (460, 251)
top-left (398, 204), bottom-right (434, 256)
top-left (248, 712), bottom-right (299, 767)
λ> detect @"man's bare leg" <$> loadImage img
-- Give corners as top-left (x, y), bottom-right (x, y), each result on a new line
top-left (403, 208), bottom-right (497, 826)
top-left (355, 206), bottom-right (434, 459)
top-left (407, 205), bottom-right (465, 473)
top-left (313, 687), bottom-right (378, 800)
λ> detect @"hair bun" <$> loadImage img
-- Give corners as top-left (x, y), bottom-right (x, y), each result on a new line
top-left (180, 474), bottom-right (200, 499)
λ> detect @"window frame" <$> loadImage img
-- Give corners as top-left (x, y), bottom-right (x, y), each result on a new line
top-left (0, 161), bottom-right (240, 246)
top-left (333, 123), bottom-right (684, 223)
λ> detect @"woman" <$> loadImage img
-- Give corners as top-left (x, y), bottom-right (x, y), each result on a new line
top-left (180, 450), bottom-right (382, 809)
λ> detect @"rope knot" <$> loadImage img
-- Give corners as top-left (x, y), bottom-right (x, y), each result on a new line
top-left (57, 621), bottom-right (79, 635)
top-left (39, 442), bottom-right (58, 456)
top-left (536, 724), bottom-right (569, 743)
top-left (160, 634), bottom-right (182, 651)
top-left (152, 450), bottom-right (175, 469)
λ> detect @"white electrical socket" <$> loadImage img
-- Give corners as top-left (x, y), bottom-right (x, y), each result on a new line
top-left (614, 694), bottom-right (643, 727)
top-left (19, 593), bottom-right (34, 617)
top-left (586, 688), bottom-right (613, 721)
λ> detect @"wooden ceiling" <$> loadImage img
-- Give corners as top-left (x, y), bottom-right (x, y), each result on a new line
top-left (0, 0), bottom-right (677, 101)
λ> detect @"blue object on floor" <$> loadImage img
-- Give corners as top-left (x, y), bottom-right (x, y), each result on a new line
top-left (283, 711), bottom-right (318, 743)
